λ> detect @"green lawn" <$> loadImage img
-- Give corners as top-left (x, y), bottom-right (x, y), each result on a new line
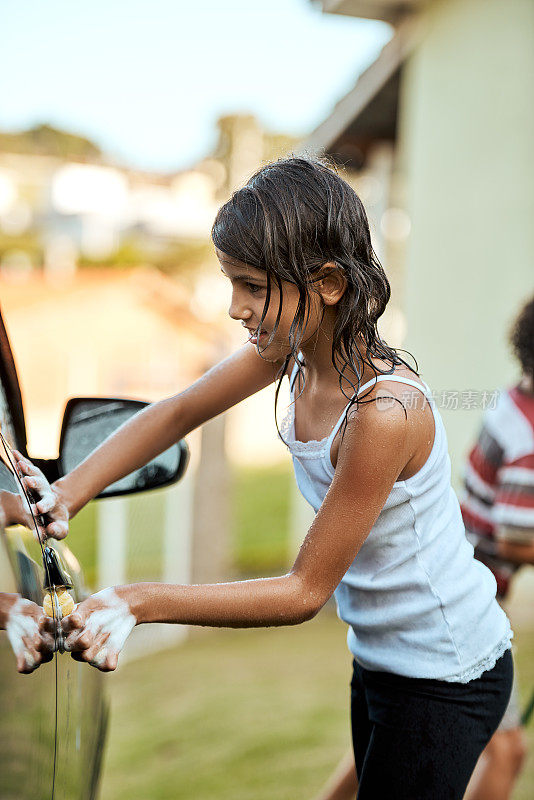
top-left (67, 464), bottom-right (294, 590)
top-left (232, 463), bottom-right (292, 575)
top-left (67, 465), bottom-right (534, 799)
top-left (98, 612), bottom-right (534, 800)
top-left (99, 610), bottom-right (352, 800)
top-left (515, 627), bottom-right (534, 800)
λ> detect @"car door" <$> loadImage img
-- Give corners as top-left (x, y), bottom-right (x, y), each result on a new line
top-left (0, 323), bottom-right (108, 800)
top-left (0, 302), bottom-right (188, 799)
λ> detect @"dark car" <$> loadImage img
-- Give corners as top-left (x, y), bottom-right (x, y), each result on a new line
top-left (0, 306), bottom-right (188, 800)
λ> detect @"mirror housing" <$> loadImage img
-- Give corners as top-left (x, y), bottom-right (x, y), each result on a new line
top-left (58, 397), bottom-right (189, 499)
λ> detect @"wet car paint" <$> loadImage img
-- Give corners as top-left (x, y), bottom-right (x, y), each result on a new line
top-left (0, 312), bottom-right (108, 800)
top-left (0, 518), bottom-right (108, 800)
top-left (0, 303), bottom-right (188, 799)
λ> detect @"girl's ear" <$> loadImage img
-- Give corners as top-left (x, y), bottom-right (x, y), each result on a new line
top-left (315, 262), bottom-right (347, 306)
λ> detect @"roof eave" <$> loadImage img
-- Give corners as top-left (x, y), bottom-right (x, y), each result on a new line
top-left (300, 17), bottom-right (418, 157)
top-left (319, 0), bottom-right (424, 26)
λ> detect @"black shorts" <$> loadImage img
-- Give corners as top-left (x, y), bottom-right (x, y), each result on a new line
top-left (350, 648), bottom-right (514, 799)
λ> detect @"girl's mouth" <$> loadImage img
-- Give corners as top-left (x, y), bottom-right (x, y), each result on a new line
top-left (246, 329), bottom-right (268, 345)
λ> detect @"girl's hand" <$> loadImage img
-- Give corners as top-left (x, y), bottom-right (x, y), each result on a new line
top-left (57, 588), bottom-right (137, 672)
top-left (0, 489), bottom-right (35, 530)
top-left (3, 595), bottom-right (55, 673)
top-left (13, 451), bottom-right (69, 541)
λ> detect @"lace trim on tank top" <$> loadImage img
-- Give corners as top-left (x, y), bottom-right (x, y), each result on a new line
top-left (441, 631), bottom-right (513, 683)
top-left (279, 404), bottom-right (335, 456)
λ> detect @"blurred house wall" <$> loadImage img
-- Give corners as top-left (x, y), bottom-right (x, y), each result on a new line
top-left (400, 0), bottom-right (534, 481)
top-left (0, 270), bottom-right (222, 455)
top-left (312, 0), bottom-right (534, 486)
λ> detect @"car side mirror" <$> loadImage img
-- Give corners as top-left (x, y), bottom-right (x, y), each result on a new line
top-left (58, 397), bottom-right (189, 499)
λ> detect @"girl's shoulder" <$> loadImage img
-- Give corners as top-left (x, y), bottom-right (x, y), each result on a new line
top-left (368, 368), bottom-right (427, 398)
top-left (350, 364), bottom-right (431, 427)
top-left (343, 366), bottom-right (435, 482)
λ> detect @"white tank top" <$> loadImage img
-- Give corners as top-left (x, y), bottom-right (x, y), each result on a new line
top-left (280, 359), bottom-right (512, 682)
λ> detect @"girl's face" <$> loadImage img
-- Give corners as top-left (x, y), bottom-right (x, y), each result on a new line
top-left (217, 249), bottom-right (323, 361)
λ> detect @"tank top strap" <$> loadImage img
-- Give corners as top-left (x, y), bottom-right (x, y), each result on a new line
top-left (325, 378), bottom-right (376, 446)
top-left (371, 375), bottom-right (432, 400)
top-left (289, 355), bottom-right (305, 394)
top-left (325, 375), bottom-right (432, 447)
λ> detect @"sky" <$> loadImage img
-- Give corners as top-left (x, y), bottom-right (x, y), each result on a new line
top-left (1, 0), bottom-right (390, 173)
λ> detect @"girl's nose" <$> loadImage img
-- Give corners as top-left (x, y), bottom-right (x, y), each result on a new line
top-left (228, 291), bottom-right (252, 322)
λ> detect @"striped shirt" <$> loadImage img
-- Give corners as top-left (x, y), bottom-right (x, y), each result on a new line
top-left (461, 385), bottom-right (534, 597)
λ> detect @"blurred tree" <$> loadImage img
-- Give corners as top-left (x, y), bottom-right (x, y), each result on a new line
top-left (0, 232), bottom-right (42, 263)
top-left (78, 236), bottom-right (213, 278)
top-left (0, 123), bottom-right (102, 161)
top-left (214, 114), bottom-right (299, 195)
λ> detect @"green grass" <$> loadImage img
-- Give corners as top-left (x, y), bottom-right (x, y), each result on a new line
top-left (516, 627), bottom-right (534, 800)
top-left (98, 613), bottom-right (534, 800)
top-left (68, 502), bottom-right (97, 588)
top-left (66, 464), bottom-right (294, 589)
top-left (126, 490), bottom-right (166, 582)
top-left (99, 610), bottom-right (352, 800)
top-left (231, 463), bottom-right (292, 575)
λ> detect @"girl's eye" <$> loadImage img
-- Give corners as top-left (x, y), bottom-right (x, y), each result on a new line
top-left (247, 283), bottom-right (263, 294)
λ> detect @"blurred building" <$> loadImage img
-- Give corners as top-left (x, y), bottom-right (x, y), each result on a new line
top-left (0, 114), bottom-right (297, 463)
top-left (0, 114), bottom-right (299, 641)
top-left (308, 0), bottom-right (534, 485)
top-left (0, 149), bottom-right (223, 275)
top-left (0, 268), bottom-right (224, 453)
top-left (0, 116), bottom-right (296, 277)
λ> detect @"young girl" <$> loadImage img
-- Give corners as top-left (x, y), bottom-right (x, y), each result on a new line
top-left (23, 158), bottom-right (513, 799)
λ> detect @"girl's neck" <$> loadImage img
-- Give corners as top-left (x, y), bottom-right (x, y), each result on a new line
top-left (298, 308), bottom-right (372, 391)
top-left (518, 373), bottom-right (534, 396)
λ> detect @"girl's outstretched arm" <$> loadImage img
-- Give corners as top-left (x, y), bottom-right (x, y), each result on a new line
top-left (54, 394), bottom-right (413, 671)
top-left (16, 344), bottom-right (281, 537)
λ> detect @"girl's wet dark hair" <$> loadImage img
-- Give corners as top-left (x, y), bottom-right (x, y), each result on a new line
top-left (510, 295), bottom-right (534, 383)
top-left (212, 156), bottom-right (417, 434)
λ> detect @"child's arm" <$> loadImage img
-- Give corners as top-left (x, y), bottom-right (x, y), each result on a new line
top-left (55, 394), bottom-right (413, 670)
top-left (493, 451), bottom-right (534, 565)
top-left (18, 343), bottom-right (282, 536)
top-left (312, 750), bottom-right (358, 800)
top-left (497, 534), bottom-right (534, 565)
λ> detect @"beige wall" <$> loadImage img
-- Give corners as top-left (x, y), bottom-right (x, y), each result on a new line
top-left (399, 0), bottom-right (534, 484)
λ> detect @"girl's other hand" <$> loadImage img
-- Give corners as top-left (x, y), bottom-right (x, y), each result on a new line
top-left (13, 451), bottom-right (69, 541)
top-left (0, 489), bottom-right (35, 530)
top-left (4, 595), bottom-right (55, 673)
top-left (59, 588), bottom-right (137, 672)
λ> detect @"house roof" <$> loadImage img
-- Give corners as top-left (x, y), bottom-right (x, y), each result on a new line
top-left (319, 0), bottom-right (424, 26)
top-left (300, 19), bottom-right (417, 165)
